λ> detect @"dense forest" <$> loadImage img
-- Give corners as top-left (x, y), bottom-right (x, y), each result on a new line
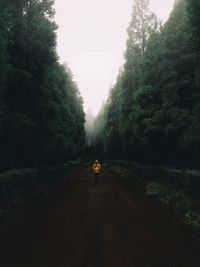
top-left (93, 0), bottom-right (200, 168)
top-left (0, 0), bottom-right (85, 169)
top-left (1, 0), bottom-right (199, 169)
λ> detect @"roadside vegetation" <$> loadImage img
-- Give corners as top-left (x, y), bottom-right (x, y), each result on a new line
top-left (0, 0), bottom-right (85, 220)
top-left (0, 161), bottom-right (80, 221)
top-left (110, 160), bottom-right (200, 229)
top-left (92, 0), bottom-right (200, 229)
top-left (0, 0), bottom-right (85, 169)
top-left (93, 0), bottom-right (200, 169)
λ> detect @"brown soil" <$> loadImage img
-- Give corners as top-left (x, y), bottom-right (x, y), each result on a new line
top-left (0, 161), bottom-right (199, 267)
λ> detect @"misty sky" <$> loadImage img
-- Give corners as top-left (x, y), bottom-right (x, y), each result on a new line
top-left (55, 0), bottom-right (175, 116)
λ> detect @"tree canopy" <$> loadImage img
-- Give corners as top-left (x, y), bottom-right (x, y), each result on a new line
top-left (0, 0), bottom-right (85, 168)
top-left (94, 0), bottom-right (200, 168)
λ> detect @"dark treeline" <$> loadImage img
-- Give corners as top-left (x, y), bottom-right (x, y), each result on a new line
top-left (93, 0), bottom-right (200, 168)
top-left (0, 0), bottom-right (85, 168)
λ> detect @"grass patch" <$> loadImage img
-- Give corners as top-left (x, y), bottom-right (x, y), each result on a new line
top-left (0, 160), bottom-right (81, 221)
top-left (109, 160), bottom-right (200, 229)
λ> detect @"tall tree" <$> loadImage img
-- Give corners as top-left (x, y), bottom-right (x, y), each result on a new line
top-left (0, 0), bottom-right (13, 128)
top-left (120, 0), bottom-right (159, 157)
top-left (104, 73), bottom-right (123, 158)
top-left (126, 0), bottom-right (158, 57)
top-left (187, 0), bottom-right (200, 51)
top-left (94, 0), bottom-right (200, 167)
top-left (0, 0), bottom-right (85, 168)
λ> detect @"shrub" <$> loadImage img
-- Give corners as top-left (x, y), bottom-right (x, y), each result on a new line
top-left (0, 161), bottom-right (80, 220)
top-left (109, 160), bottom-right (200, 228)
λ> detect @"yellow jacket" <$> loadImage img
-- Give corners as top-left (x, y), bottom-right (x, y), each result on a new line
top-left (92, 163), bottom-right (101, 173)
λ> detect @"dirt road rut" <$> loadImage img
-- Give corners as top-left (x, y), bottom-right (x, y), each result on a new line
top-left (0, 162), bottom-right (199, 267)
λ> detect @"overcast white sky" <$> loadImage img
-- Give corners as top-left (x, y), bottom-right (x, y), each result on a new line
top-left (54, 0), bottom-right (175, 116)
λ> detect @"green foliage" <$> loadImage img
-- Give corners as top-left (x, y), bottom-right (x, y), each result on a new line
top-left (0, 161), bottom-right (80, 220)
top-left (187, 0), bottom-right (200, 51)
top-left (126, 0), bottom-right (159, 57)
top-left (0, 0), bottom-right (85, 168)
top-left (111, 160), bottom-right (200, 199)
top-left (110, 160), bottom-right (200, 228)
top-left (94, 0), bottom-right (200, 168)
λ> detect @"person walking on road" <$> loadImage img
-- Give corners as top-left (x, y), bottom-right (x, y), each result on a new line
top-left (92, 160), bottom-right (101, 183)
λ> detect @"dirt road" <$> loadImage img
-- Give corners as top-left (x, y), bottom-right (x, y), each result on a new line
top-left (0, 161), bottom-right (199, 267)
